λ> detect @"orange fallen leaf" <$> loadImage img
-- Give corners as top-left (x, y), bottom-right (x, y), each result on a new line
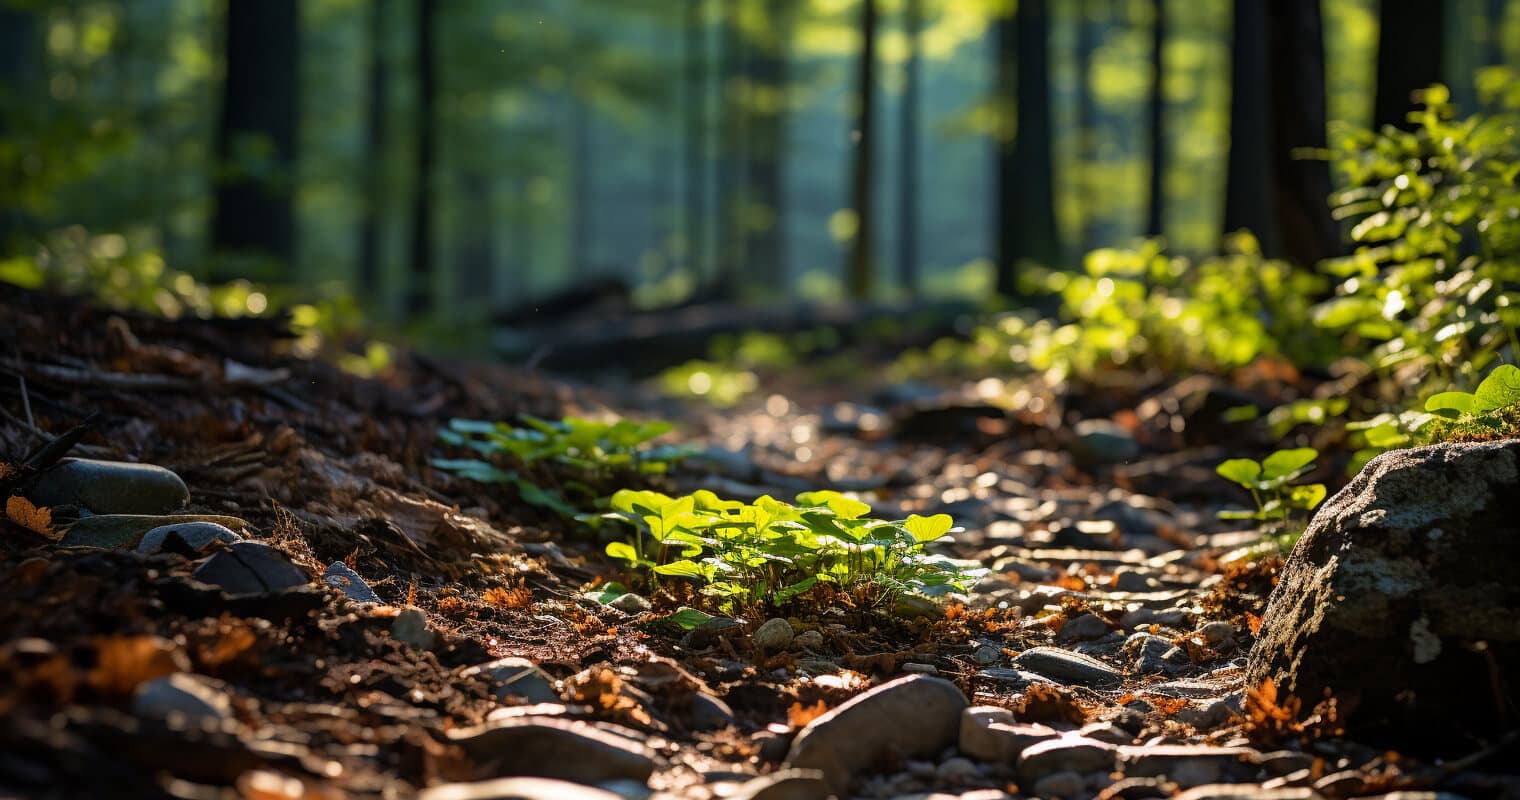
top-left (787, 699), bottom-right (829, 728)
top-left (0, 462), bottom-right (15, 480)
top-left (87, 636), bottom-right (187, 696)
top-left (6, 495), bottom-right (55, 537)
top-left (1246, 612), bottom-right (1264, 636)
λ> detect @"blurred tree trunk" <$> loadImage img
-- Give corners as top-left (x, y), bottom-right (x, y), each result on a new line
top-left (995, 0), bottom-right (1059, 297)
top-left (0, 4), bottom-right (38, 253)
top-left (714, 1), bottom-right (746, 300)
top-left (1222, 0), bottom-right (1274, 251)
top-left (1223, 0), bottom-right (1338, 268)
top-left (1266, 0), bottom-right (1339, 267)
top-left (1374, 0), bottom-right (1444, 130)
top-left (357, 0), bottom-right (390, 299)
top-left (682, 0), bottom-right (707, 282)
top-left (846, 0), bottom-right (878, 300)
top-left (1144, 0), bottom-right (1167, 240)
top-left (897, 0), bottom-right (923, 296)
top-left (744, 0), bottom-right (794, 295)
top-left (1074, 0), bottom-right (1102, 252)
top-left (454, 171), bottom-right (494, 304)
top-left (405, 0), bottom-right (437, 315)
top-left (569, 97), bottom-right (595, 277)
top-left (210, 0), bottom-right (298, 281)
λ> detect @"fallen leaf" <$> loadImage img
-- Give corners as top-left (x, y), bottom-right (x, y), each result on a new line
top-left (1245, 612), bottom-right (1264, 636)
top-left (87, 636), bottom-right (187, 696)
top-left (0, 462), bottom-right (15, 480)
top-left (787, 699), bottom-right (829, 728)
top-left (6, 495), bottom-right (55, 537)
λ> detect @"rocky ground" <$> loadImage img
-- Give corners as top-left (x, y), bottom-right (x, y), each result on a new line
top-left (0, 288), bottom-right (1515, 800)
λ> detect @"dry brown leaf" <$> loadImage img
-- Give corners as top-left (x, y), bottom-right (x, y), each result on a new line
top-left (87, 636), bottom-right (186, 696)
top-left (6, 495), bottom-right (55, 537)
top-left (787, 699), bottom-right (829, 728)
top-left (1245, 612), bottom-right (1264, 636)
top-left (481, 586), bottom-right (532, 608)
top-left (0, 462), bottom-right (15, 480)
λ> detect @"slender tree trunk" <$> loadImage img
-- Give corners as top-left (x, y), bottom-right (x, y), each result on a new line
top-left (210, 0), bottom-right (298, 280)
top-left (454, 171), bottom-right (494, 303)
top-left (569, 96), bottom-right (595, 277)
top-left (897, 0), bottom-right (923, 295)
top-left (715, 2), bottom-right (747, 299)
top-left (1222, 0), bottom-right (1274, 250)
top-left (682, 0), bottom-right (706, 280)
top-left (0, 5), bottom-right (38, 253)
top-left (1144, 0), bottom-right (1167, 240)
top-left (745, 1), bottom-right (793, 294)
top-left (846, 0), bottom-right (879, 299)
top-left (357, 0), bottom-right (390, 299)
top-left (406, 0), bottom-right (437, 315)
top-left (1374, 0), bottom-right (1444, 130)
top-left (1266, 0), bottom-right (1339, 267)
top-left (996, 0), bottom-right (1059, 296)
top-left (1074, 0), bottom-right (1102, 253)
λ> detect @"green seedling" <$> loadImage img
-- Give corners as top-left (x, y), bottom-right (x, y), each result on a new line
top-left (598, 488), bottom-right (982, 614)
top-left (1216, 448), bottom-right (1327, 562)
top-left (433, 415), bottom-right (690, 515)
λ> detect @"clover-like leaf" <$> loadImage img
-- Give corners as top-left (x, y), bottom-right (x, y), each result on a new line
top-left (1474, 364), bottom-right (1520, 411)
top-left (1261, 448), bottom-right (1318, 482)
top-left (902, 513), bottom-right (954, 543)
top-left (1215, 458), bottom-right (1263, 487)
top-left (1424, 390), bottom-right (1478, 417)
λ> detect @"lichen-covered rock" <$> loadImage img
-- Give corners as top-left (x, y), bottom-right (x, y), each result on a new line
top-left (1247, 441), bottom-right (1520, 741)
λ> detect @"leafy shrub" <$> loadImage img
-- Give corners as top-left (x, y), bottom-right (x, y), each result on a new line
top-left (433, 416), bottom-right (689, 515)
top-left (1349, 364), bottom-right (1520, 463)
top-left (1318, 78), bottom-right (1520, 389)
top-left (598, 488), bottom-right (982, 613)
top-left (892, 235), bottom-right (1326, 383)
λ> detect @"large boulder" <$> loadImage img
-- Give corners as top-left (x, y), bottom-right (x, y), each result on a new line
top-left (1247, 441), bottom-right (1520, 744)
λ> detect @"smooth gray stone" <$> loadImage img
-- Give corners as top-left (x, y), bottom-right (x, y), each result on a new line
top-left (448, 718), bottom-right (657, 784)
top-left (138, 521), bottom-right (242, 554)
top-left (29, 457), bottom-right (189, 515)
top-left (419, 777), bottom-right (625, 800)
top-left (1012, 646), bottom-right (1123, 687)
top-left (133, 673), bottom-right (232, 725)
top-left (323, 561), bottom-right (382, 603)
top-left (191, 541), bottom-right (309, 595)
top-left (461, 657), bottom-right (560, 704)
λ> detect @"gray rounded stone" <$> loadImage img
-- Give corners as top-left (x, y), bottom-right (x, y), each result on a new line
top-left (28, 457), bottom-right (189, 515)
top-left (392, 607), bottom-right (436, 650)
top-left (461, 657), bottom-right (560, 704)
top-left (420, 777), bottom-right (625, 800)
top-left (133, 673), bottom-right (232, 726)
top-left (191, 541), bottom-right (309, 595)
top-left (447, 718), bottom-right (657, 784)
top-left (785, 674), bottom-right (969, 792)
top-left (753, 618), bottom-right (795, 650)
top-left (138, 522), bottom-right (242, 555)
top-left (1017, 736), bottom-right (1119, 782)
top-left (323, 561), bottom-right (382, 603)
top-left (1012, 646), bottom-right (1122, 687)
top-left (608, 593), bottom-right (652, 614)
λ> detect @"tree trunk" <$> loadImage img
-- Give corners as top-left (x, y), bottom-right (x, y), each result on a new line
top-left (0, 5), bottom-right (38, 253)
top-left (210, 0), bottom-right (298, 281)
top-left (846, 0), bottom-right (879, 300)
top-left (1266, 0), bottom-right (1339, 268)
top-left (1222, 0), bottom-right (1274, 251)
top-left (405, 0), bottom-right (437, 315)
top-left (1074, 0), bottom-right (1103, 252)
top-left (1144, 0), bottom-right (1167, 240)
top-left (714, 1), bottom-right (747, 300)
top-left (682, 0), bottom-right (707, 282)
top-left (357, 0), bottom-right (390, 299)
top-left (745, 1), bottom-right (793, 295)
top-left (897, 0), bottom-right (923, 295)
top-left (1374, 0), bottom-right (1444, 130)
top-left (996, 0), bottom-right (1060, 296)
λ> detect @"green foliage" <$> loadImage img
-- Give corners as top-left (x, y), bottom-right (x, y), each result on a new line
top-left (892, 236), bottom-right (1326, 383)
top-left (597, 488), bottom-right (983, 613)
top-left (433, 416), bottom-right (689, 515)
top-left (1320, 79), bottom-right (1520, 388)
top-left (1216, 447), bottom-right (1327, 532)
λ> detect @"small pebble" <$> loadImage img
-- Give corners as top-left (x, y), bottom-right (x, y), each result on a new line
top-left (391, 607), bottom-right (435, 650)
top-left (608, 593), bottom-right (652, 614)
top-left (137, 521), bottom-right (242, 555)
top-left (753, 618), bottom-right (795, 650)
top-left (323, 561), bottom-right (381, 603)
top-left (793, 629), bottom-right (825, 650)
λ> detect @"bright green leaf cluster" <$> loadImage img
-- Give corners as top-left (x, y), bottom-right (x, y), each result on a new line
top-left (1216, 447), bottom-right (1327, 529)
top-left (598, 488), bottom-right (983, 613)
top-left (433, 415), bottom-right (690, 515)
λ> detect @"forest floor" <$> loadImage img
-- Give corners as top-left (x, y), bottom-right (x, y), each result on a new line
top-left (0, 288), bottom-right (1515, 800)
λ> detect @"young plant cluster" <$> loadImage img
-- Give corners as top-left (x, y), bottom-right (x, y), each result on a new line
top-left (599, 488), bottom-right (982, 612)
top-left (433, 416), bottom-right (689, 515)
top-left (1216, 448), bottom-right (1327, 556)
